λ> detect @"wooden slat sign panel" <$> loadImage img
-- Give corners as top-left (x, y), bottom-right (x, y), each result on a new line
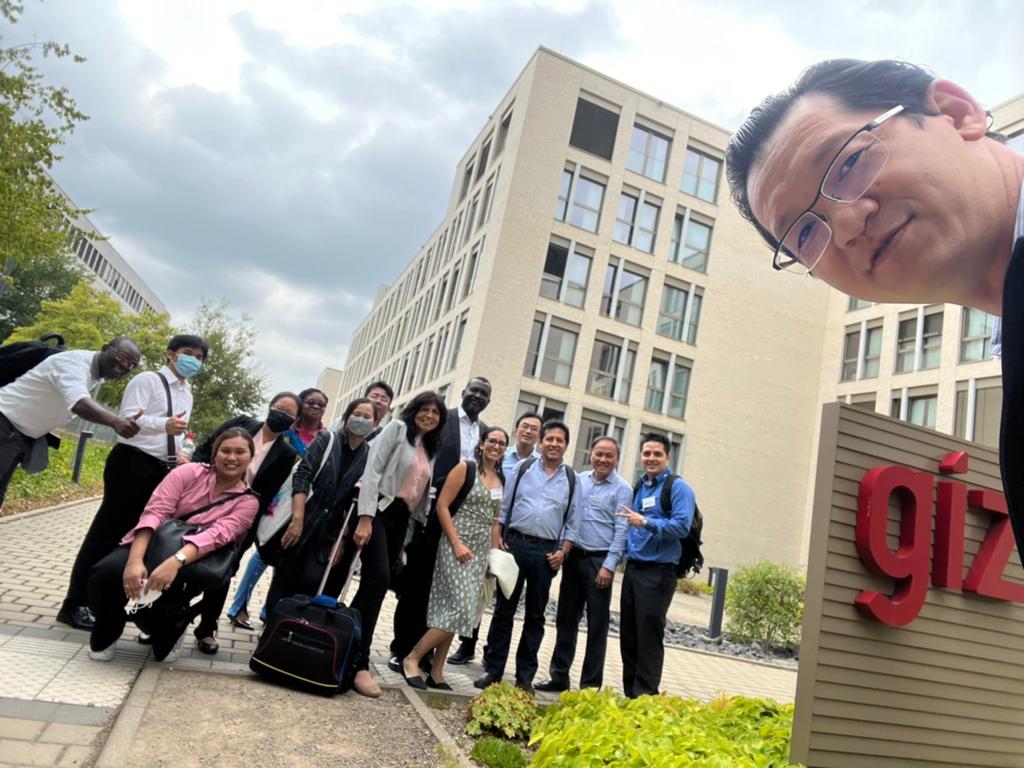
top-left (792, 404), bottom-right (1024, 768)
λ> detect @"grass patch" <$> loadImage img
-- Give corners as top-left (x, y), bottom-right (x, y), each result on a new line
top-left (2, 433), bottom-right (111, 516)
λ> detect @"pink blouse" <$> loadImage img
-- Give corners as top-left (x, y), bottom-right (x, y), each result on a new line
top-left (121, 463), bottom-right (259, 556)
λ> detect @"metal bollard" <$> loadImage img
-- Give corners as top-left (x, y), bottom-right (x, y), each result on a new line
top-left (707, 567), bottom-right (729, 640)
top-left (71, 431), bottom-right (93, 484)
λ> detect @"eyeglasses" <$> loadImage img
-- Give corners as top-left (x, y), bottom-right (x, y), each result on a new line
top-left (772, 105), bottom-right (905, 275)
top-left (484, 438), bottom-right (508, 449)
top-left (111, 352), bottom-right (139, 374)
top-left (304, 401), bottom-right (327, 409)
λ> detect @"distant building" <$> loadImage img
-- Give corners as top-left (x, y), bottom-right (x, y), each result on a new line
top-left (315, 366), bottom-right (345, 426)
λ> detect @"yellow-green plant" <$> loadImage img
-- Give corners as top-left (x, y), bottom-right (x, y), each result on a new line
top-left (466, 682), bottom-right (538, 741)
top-left (469, 736), bottom-right (526, 768)
top-left (726, 560), bottom-right (805, 649)
top-left (529, 688), bottom-right (803, 767)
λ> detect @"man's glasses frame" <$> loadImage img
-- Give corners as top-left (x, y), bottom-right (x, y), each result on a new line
top-left (772, 104), bottom-right (905, 274)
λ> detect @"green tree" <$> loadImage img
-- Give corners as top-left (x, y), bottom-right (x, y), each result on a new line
top-left (1, 1), bottom-right (90, 275)
top-left (181, 299), bottom-right (265, 440)
top-left (0, 250), bottom-right (84, 341)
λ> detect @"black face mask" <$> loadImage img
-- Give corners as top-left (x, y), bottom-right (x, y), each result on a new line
top-left (265, 409), bottom-right (295, 433)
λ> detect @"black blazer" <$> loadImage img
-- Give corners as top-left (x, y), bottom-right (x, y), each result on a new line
top-left (193, 415), bottom-right (300, 516)
top-left (1002, 238), bottom-right (1024, 566)
top-left (432, 407), bottom-right (488, 489)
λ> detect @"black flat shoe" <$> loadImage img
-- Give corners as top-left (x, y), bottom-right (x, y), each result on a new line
top-left (404, 673), bottom-right (428, 690)
top-left (227, 614), bottom-right (254, 631)
top-left (474, 673), bottom-right (501, 690)
top-left (57, 606), bottom-right (95, 631)
top-left (196, 637), bottom-right (219, 655)
top-left (426, 675), bottom-right (453, 691)
top-left (535, 679), bottom-right (569, 693)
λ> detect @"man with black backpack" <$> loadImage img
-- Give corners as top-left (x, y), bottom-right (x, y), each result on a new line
top-left (0, 335), bottom-right (143, 507)
top-left (618, 432), bottom-right (695, 698)
top-left (475, 420), bottom-right (581, 695)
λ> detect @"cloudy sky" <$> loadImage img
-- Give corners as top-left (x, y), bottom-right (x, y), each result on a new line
top-left (10, 0), bottom-right (1024, 399)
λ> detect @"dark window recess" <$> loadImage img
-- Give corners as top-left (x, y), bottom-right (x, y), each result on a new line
top-left (570, 98), bottom-right (619, 161)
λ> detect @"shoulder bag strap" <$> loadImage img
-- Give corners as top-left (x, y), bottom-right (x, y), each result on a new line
top-left (507, 455), bottom-right (538, 529)
top-left (309, 429), bottom-right (335, 498)
top-left (562, 465), bottom-right (576, 523)
top-left (156, 372), bottom-right (176, 464)
top-left (180, 489), bottom-right (255, 523)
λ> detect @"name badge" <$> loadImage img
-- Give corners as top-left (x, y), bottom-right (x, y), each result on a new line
top-left (490, 488), bottom-right (503, 501)
top-left (641, 496), bottom-right (655, 510)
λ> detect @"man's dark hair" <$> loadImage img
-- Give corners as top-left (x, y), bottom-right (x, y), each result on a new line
top-left (515, 411), bottom-right (542, 429)
top-left (726, 59), bottom-right (939, 250)
top-left (167, 334), bottom-right (210, 360)
top-left (540, 419), bottom-right (570, 443)
top-left (364, 380), bottom-right (394, 401)
top-left (464, 376), bottom-right (492, 390)
top-left (269, 391), bottom-right (302, 413)
top-left (590, 435), bottom-right (620, 454)
top-left (398, 390), bottom-right (448, 458)
top-left (640, 432), bottom-right (671, 455)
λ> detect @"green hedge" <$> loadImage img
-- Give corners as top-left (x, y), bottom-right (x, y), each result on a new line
top-left (3, 434), bottom-right (111, 515)
top-left (726, 560), bottom-right (805, 649)
top-left (528, 689), bottom-right (801, 767)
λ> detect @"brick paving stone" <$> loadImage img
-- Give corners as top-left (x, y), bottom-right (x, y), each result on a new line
top-left (0, 737), bottom-right (64, 766)
top-left (0, 717), bottom-right (45, 740)
top-left (56, 745), bottom-right (93, 767)
top-left (38, 723), bottom-right (103, 746)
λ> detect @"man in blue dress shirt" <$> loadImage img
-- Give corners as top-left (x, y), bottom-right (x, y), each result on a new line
top-left (619, 432), bottom-right (694, 698)
top-left (537, 436), bottom-right (631, 692)
top-left (475, 420), bottom-right (581, 695)
top-left (501, 412), bottom-right (542, 476)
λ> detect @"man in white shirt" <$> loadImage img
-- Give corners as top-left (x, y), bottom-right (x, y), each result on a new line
top-left (58, 334), bottom-right (209, 630)
top-left (0, 336), bottom-right (142, 508)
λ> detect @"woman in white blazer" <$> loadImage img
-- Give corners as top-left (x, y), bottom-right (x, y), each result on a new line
top-left (341, 390), bottom-right (448, 697)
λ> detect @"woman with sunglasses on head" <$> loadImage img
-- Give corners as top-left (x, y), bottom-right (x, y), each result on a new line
top-left (263, 397), bottom-right (377, 612)
top-left (183, 392), bottom-right (304, 652)
top-left (224, 387), bottom-right (329, 629)
top-left (332, 390), bottom-right (447, 697)
top-left (88, 428), bottom-right (259, 662)
top-left (402, 427), bottom-right (508, 690)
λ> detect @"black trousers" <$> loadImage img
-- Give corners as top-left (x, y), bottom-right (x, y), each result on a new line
top-left (0, 413), bottom-right (32, 505)
top-left (389, 517), bottom-right (443, 659)
top-left (548, 550), bottom-right (613, 689)
top-left (190, 525), bottom-right (261, 639)
top-left (620, 561), bottom-right (677, 698)
top-left (88, 545), bottom-right (202, 660)
top-left (264, 533), bottom-right (351, 616)
top-left (483, 531), bottom-right (557, 685)
top-left (65, 444), bottom-right (169, 612)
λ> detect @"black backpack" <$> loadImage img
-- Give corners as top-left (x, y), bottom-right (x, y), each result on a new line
top-left (0, 333), bottom-right (68, 387)
top-left (632, 474), bottom-right (704, 578)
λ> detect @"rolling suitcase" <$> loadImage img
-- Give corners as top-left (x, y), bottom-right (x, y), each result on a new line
top-left (250, 503), bottom-right (363, 695)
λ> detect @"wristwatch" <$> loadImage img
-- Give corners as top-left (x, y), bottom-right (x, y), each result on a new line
top-left (173, 550), bottom-right (187, 566)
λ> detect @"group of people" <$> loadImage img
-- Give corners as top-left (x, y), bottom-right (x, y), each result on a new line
top-left (0, 330), bottom-right (695, 698)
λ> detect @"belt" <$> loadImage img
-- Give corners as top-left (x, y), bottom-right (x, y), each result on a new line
top-left (507, 529), bottom-right (557, 546)
top-left (626, 559), bottom-right (675, 571)
top-left (572, 548), bottom-right (609, 558)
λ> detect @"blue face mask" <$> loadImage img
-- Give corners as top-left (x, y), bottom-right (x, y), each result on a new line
top-left (174, 353), bottom-right (203, 379)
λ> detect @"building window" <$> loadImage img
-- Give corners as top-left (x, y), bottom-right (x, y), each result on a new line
top-left (848, 297), bottom-right (872, 311)
top-left (895, 316), bottom-right (916, 374)
top-left (669, 212), bottom-right (711, 273)
top-left (555, 167), bottom-right (605, 233)
top-left (515, 391), bottom-right (566, 424)
top-left (921, 310), bottom-right (943, 369)
top-left (891, 392), bottom-right (938, 429)
top-left (601, 259), bottom-right (647, 327)
top-left (961, 307), bottom-right (996, 362)
top-left (461, 163), bottom-right (474, 200)
top-left (495, 108), bottom-right (513, 155)
top-left (465, 196), bottom-right (480, 243)
top-left (524, 317), bottom-right (578, 387)
top-left (586, 335), bottom-right (636, 403)
top-left (463, 243), bottom-right (481, 298)
top-left (657, 282), bottom-right (701, 344)
top-left (681, 148), bottom-right (721, 203)
top-left (448, 314), bottom-right (467, 372)
top-left (574, 411), bottom-right (625, 470)
top-left (954, 379), bottom-right (1003, 447)
top-left (480, 171), bottom-right (498, 226)
top-left (841, 324), bottom-right (882, 381)
top-left (895, 307), bottom-right (943, 373)
top-left (477, 138), bottom-right (491, 180)
top-left (645, 355), bottom-right (692, 419)
top-left (540, 238), bottom-right (591, 308)
top-left (627, 124), bottom-right (670, 182)
top-left (613, 193), bottom-right (659, 253)
top-left (569, 97), bottom-right (619, 161)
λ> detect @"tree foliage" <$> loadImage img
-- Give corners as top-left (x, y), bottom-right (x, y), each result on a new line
top-left (0, 249), bottom-right (83, 341)
top-left (0, 0), bottom-right (90, 275)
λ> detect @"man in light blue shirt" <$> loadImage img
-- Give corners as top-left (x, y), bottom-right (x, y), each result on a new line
top-left (501, 412), bottom-right (542, 476)
top-left (537, 436), bottom-right (631, 692)
top-left (475, 420), bottom-right (581, 695)
top-left (619, 432), bottom-right (694, 698)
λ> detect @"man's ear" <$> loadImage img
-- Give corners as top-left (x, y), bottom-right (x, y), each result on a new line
top-left (928, 79), bottom-right (988, 140)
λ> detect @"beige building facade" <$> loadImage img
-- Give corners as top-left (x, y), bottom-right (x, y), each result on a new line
top-left (338, 48), bottom-right (830, 573)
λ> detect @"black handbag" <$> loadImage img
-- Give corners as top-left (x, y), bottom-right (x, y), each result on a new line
top-left (144, 491), bottom-right (254, 589)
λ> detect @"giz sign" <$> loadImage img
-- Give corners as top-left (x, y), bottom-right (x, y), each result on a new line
top-left (854, 449), bottom-right (1024, 627)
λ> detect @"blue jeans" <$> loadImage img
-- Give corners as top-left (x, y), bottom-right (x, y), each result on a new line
top-left (228, 550), bottom-right (268, 620)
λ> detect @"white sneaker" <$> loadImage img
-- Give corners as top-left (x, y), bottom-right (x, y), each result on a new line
top-left (161, 635), bottom-right (185, 663)
top-left (89, 643), bottom-right (115, 662)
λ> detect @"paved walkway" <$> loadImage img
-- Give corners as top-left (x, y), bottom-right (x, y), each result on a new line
top-left (0, 499), bottom-right (796, 767)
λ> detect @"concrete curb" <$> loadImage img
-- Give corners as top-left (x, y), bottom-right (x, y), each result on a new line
top-left (398, 684), bottom-right (476, 768)
top-left (94, 664), bottom-right (161, 768)
top-left (0, 495), bottom-right (102, 525)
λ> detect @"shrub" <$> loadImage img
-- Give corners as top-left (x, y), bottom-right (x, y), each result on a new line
top-left (469, 737), bottom-right (526, 768)
top-left (529, 688), bottom-right (802, 767)
top-left (676, 578), bottom-right (713, 596)
top-left (466, 682), bottom-right (538, 741)
top-left (726, 560), bottom-right (804, 649)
